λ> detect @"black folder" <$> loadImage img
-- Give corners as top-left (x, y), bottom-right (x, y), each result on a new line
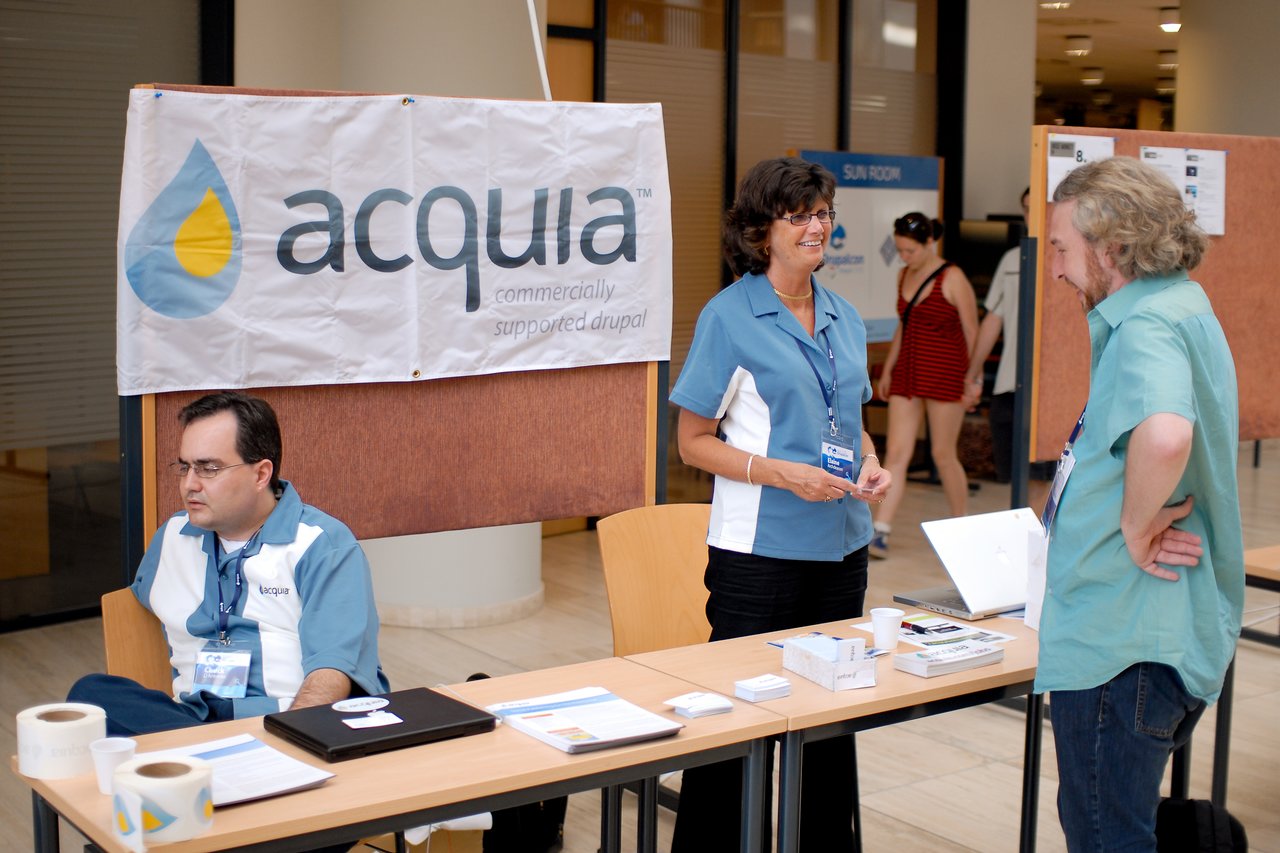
top-left (263, 687), bottom-right (497, 762)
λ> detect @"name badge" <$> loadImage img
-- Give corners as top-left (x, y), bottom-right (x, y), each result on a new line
top-left (820, 428), bottom-right (856, 497)
top-left (1040, 447), bottom-right (1077, 536)
top-left (194, 641), bottom-right (252, 698)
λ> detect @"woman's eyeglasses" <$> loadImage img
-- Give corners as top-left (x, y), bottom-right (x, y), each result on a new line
top-left (778, 209), bottom-right (836, 226)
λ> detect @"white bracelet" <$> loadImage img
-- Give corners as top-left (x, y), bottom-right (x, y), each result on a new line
top-left (746, 454), bottom-right (757, 486)
top-left (861, 453), bottom-right (878, 463)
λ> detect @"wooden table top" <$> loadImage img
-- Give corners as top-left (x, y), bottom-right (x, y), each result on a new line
top-left (627, 610), bottom-right (1040, 732)
top-left (1244, 545), bottom-right (1280, 582)
top-left (12, 657), bottom-right (786, 853)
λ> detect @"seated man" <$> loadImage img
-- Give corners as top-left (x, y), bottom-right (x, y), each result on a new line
top-left (70, 391), bottom-right (389, 735)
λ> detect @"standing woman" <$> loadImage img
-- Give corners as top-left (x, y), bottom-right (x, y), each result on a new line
top-left (669, 156), bottom-right (890, 852)
top-left (869, 212), bottom-right (979, 558)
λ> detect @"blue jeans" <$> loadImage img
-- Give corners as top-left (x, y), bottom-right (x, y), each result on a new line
top-left (67, 674), bottom-right (234, 736)
top-left (1050, 662), bottom-right (1206, 853)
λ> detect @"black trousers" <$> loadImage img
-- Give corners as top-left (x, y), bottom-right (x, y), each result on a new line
top-left (670, 546), bottom-right (869, 853)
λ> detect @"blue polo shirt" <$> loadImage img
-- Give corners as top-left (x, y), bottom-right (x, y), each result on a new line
top-left (671, 272), bottom-right (874, 561)
top-left (1035, 272), bottom-right (1243, 702)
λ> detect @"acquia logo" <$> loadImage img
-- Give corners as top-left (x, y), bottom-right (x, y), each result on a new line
top-left (124, 140), bottom-right (242, 319)
top-left (276, 185), bottom-right (639, 313)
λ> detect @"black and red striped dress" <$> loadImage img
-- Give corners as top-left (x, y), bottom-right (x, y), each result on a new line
top-left (890, 266), bottom-right (968, 402)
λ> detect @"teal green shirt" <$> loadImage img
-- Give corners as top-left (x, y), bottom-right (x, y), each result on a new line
top-left (1035, 271), bottom-right (1243, 702)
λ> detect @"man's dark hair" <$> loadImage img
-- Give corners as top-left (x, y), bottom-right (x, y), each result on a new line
top-left (179, 391), bottom-right (282, 492)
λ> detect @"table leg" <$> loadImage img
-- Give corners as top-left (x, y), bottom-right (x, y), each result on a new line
top-left (600, 785), bottom-right (623, 853)
top-left (1020, 693), bottom-right (1045, 853)
top-left (31, 792), bottom-right (58, 853)
top-left (1170, 743), bottom-right (1190, 800)
top-left (637, 776), bottom-right (658, 853)
top-left (777, 731), bottom-right (804, 853)
top-left (1211, 656), bottom-right (1235, 805)
top-left (739, 739), bottom-right (767, 853)
top-left (850, 733), bottom-right (861, 853)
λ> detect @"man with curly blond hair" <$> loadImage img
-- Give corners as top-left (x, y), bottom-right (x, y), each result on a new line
top-left (1035, 156), bottom-right (1243, 852)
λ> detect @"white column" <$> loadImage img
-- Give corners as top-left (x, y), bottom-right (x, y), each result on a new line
top-left (963, 0), bottom-right (1036, 219)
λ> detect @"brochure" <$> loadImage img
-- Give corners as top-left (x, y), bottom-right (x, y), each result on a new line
top-left (147, 733), bottom-right (334, 806)
top-left (853, 613), bottom-right (1016, 649)
top-left (485, 686), bottom-right (683, 754)
top-left (892, 640), bottom-right (1005, 678)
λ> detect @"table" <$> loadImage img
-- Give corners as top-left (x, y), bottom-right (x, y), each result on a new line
top-left (628, 612), bottom-right (1044, 853)
top-left (1242, 545), bottom-right (1280, 646)
top-left (14, 658), bottom-right (786, 853)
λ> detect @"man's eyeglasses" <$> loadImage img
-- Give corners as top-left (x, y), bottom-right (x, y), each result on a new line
top-left (169, 461), bottom-right (253, 479)
top-left (778, 209), bottom-right (836, 226)
top-left (893, 213), bottom-right (932, 237)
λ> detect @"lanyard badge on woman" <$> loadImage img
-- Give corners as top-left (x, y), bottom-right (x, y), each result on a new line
top-left (796, 337), bottom-right (856, 492)
top-left (193, 532), bottom-right (260, 698)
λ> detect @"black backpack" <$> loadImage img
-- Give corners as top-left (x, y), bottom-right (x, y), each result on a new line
top-left (1156, 797), bottom-right (1248, 852)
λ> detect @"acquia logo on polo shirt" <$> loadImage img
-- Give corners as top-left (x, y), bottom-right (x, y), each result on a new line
top-left (124, 140), bottom-right (242, 319)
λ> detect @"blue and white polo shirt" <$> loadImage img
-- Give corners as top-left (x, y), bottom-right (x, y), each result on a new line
top-left (671, 272), bottom-right (875, 560)
top-left (132, 480), bottom-right (389, 718)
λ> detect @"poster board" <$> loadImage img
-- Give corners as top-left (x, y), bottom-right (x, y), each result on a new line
top-left (134, 84), bottom-right (661, 540)
top-left (1028, 125), bottom-right (1280, 462)
top-left (801, 150), bottom-right (943, 343)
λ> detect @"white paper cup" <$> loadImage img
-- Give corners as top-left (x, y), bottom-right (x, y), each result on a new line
top-left (90, 737), bottom-right (136, 795)
top-left (870, 607), bottom-right (905, 651)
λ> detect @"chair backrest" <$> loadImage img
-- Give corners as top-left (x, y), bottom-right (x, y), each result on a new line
top-left (101, 588), bottom-right (172, 693)
top-left (596, 503), bottom-right (712, 657)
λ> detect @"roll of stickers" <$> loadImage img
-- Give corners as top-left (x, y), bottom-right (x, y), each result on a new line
top-left (16, 703), bottom-right (107, 779)
top-left (113, 756), bottom-right (214, 845)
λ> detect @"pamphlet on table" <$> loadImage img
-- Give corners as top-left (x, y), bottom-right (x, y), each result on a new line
top-left (892, 640), bottom-right (1005, 678)
top-left (146, 733), bottom-right (333, 805)
top-left (485, 686), bottom-right (683, 753)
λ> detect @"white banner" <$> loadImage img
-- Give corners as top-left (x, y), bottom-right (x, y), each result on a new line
top-left (117, 90), bottom-right (672, 395)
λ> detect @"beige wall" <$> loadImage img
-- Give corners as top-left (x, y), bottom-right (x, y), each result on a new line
top-left (1176, 0), bottom-right (1280, 136)
top-left (235, 0), bottom-right (548, 99)
top-left (963, 0), bottom-right (1036, 218)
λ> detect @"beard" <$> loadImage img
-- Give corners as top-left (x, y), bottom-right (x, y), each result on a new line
top-left (1078, 248), bottom-right (1112, 312)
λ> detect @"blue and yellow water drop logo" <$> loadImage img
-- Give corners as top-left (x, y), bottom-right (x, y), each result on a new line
top-left (139, 798), bottom-right (178, 833)
top-left (125, 140), bottom-right (242, 318)
top-left (197, 786), bottom-right (214, 823)
top-left (113, 795), bottom-right (137, 836)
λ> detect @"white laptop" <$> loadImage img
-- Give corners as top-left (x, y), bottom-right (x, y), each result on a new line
top-left (893, 507), bottom-right (1044, 620)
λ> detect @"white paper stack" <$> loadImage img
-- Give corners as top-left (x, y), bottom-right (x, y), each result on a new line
top-left (892, 640), bottom-right (1004, 678)
top-left (733, 674), bottom-right (791, 702)
top-left (664, 692), bottom-right (734, 719)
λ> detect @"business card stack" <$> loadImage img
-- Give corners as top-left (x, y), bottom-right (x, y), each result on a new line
top-left (664, 691), bottom-right (734, 719)
top-left (733, 674), bottom-right (791, 702)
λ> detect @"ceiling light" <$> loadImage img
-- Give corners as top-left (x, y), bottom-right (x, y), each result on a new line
top-left (1080, 67), bottom-right (1105, 86)
top-left (1159, 8), bottom-right (1181, 33)
top-left (1091, 89), bottom-right (1113, 107)
top-left (1039, 1), bottom-right (1071, 9)
top-left (1065, 35), bottom-right (1092, 56)
top-left (1158, 50), bottom-right (1179, 70)
top-left (1156, 77), bottom-right (1177, 95)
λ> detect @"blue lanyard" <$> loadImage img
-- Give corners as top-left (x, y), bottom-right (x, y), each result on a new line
top-left (1065, 406), bottom-right (1086, 449)
top-left (213, 531), bottom-right (258, 643)
top-left (795, 333), bottom-right (840, 435)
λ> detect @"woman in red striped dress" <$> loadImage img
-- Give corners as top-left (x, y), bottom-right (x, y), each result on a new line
top-left (869, 212), bottom-right (979, 558)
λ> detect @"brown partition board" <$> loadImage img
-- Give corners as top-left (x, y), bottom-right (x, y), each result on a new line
top-left (1029, 126), bottom-right (1280, 462)
top-left (152, 363), bottom-right (653, 540)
